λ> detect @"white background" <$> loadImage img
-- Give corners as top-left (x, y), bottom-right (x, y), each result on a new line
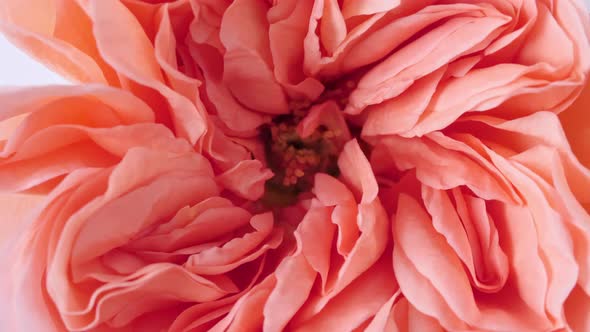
top-left (0, 34), bottom-right (69, 86)
top-left (1, 1), bottom-right (589, 86)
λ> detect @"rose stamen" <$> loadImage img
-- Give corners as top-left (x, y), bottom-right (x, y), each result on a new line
top-left (260, 80), bottom-right (356, 206)
top-left (261, 117), bottom-right (341, 206)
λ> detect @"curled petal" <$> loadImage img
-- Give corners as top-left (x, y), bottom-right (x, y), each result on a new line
top-left (220, 0), bottom-right (288, 114)
top-left (88, 0), bottom-right (207, 143)
top-left (217, 160), bottom-right (274, 201)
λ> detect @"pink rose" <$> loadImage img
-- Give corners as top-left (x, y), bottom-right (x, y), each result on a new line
top-left (1, 0), bottom-right (590, 331)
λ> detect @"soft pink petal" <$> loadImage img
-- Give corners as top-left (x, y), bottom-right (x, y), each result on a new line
top-left (338, 139), bottom-right (378, 203)
top-left (219, 0), bottom-right (288, 114)
top-left (88, 0), bottom-right (206, 143)
top-left (217, 160), bottom-right (274, 201)
top-left (267, 0), bottom-right (325, 99)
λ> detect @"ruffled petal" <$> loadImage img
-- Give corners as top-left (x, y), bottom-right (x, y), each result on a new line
top-left (219, 0), bottom-right (288, 114)
top-left (87, 0), bottom-right (207, 143)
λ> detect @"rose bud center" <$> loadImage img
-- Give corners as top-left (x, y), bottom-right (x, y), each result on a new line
top-left (261, 80), bottom-right (357, 206)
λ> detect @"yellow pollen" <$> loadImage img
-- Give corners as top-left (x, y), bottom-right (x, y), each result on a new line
top-left (294, 169), bottom-right (305, 177)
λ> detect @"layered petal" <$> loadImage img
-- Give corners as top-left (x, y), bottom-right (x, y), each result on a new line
top-left (0, 84), bottom-right (193, 193)
top-left (259, 139), bottom-right (395, 330)
top-left (372, 111), bottom-right (590, 331)
top-left (2, 146), bottom-right (284, 331)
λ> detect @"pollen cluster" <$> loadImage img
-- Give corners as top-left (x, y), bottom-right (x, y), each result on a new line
top-left (261, 113), bottom-right (342, 206)
top-left (260, 80), bottom-right (358, 206)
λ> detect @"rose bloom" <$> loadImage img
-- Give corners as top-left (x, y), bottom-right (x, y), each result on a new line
top-left (1, 0), bottom-right (590, 332)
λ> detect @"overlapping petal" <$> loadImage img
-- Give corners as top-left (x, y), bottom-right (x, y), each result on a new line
top-left (2, 146), bottom-right (284, 332)
top-left (370, 111), bottom-right (590, 331)
top-left (6, 0), bottom-right (588, 140)
top-left (0, 84), bottom-right (191, 192)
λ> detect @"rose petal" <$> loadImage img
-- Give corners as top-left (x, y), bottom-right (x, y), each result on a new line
top-left (217, 160), bottom-right (274, 201)
top-left (219, 0), bottom-right (288, 114)
top-left (88, 0), bottom-right (206, 143)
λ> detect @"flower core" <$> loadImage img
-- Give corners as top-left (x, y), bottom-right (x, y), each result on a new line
top-left (261, 112), bottom-right (342, 206)
top-left (260, 79), bottom-right (364, 207)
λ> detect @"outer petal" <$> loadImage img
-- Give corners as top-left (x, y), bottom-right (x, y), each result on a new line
top-left (87, 0), bottom-right (207, 143)
top-left (0, 0), bottom-right (116, 84)
top-left (0, 85), bottom-right (192, 193)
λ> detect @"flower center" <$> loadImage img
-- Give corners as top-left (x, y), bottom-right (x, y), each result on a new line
top-left (261, 114), bottom-right (342, 207)
top-left (260, 80), bottom-right (358, 207)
